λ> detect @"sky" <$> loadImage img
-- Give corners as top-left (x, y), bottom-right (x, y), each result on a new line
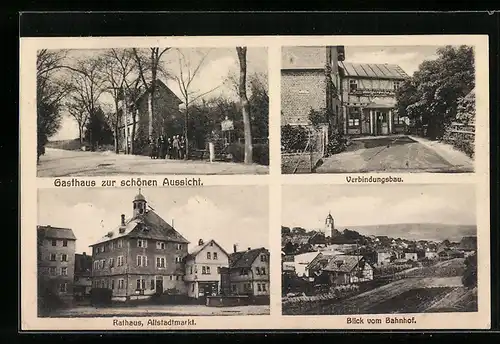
top-left (38, 186), bottom-right (269, 255)
top-left (344, 45), bottom-right (441, 77)
top-left (49, 47), bottom-right (268, 141)
top-left (282, 184), bottom-right (476, 230)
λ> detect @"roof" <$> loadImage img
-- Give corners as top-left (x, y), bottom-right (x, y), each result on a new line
top-left (326, 213), bottom-right (334, 221)
top-left (294, 252), bottom-right (321, 264)
top-left (137, 79), bottom-right (182, 105)
top-left (185, 239), bottom-right (229, 260)
top-left (37, 225), bottom-right (76, 240)
top-left (339, 62), bottom-right (408, 80)
top-left (458, 236), bottom-right (477, 250)
top-left (323, 255), bottom-right (366, 273)
top-left (305, 252), bottom-right (336, 271)
top-left (229, 247), bottom-right (268, 269)
top-left (134, 193), bottom-right (146, 201)
top-left (74, 253), bottom-right (92, 275)
top-left (91, 209), bottom-right (189, 246)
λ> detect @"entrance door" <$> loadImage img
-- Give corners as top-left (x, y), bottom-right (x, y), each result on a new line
top-left (155, 277), bottom-right (163, 294)
top-left (376, 111), bottom-right (389, 135)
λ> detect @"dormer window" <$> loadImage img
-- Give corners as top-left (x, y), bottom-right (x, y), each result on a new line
top-left (349, 79), bottom-right (358, 92)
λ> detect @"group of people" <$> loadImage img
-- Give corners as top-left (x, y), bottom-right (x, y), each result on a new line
top-left (149, 134), bottom-right (186, 160)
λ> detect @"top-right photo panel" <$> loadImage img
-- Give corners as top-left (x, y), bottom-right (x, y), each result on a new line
top-left (281, 45), bottom-right (476, 174)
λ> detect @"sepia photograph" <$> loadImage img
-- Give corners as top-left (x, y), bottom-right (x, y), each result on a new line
top-left (37, 47), bottom-right (269, 176)
top-left (36, 186), bottom-right (270, 317)
top-left (281, 184), bottom-right (478, 316)
top-left (281, 45), bottom-right (476, 174)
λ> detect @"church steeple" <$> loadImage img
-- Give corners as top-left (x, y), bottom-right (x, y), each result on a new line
top-left (325, 211), bottom-right (335, 237)
top-left (133, 188), bottom-right (147, 217)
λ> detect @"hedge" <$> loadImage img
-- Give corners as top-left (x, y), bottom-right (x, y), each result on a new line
top-left (90, 288), bottom-right (113, 306)
top-left (227, 142), bottom-right (269, 165)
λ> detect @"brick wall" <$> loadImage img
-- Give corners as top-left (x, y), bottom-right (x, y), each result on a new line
top-left (281, 70), bottom-right (326, 126)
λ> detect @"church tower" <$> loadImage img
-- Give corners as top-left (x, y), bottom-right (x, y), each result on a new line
top-left (133, 188), bottom-right (147, 217)
top-left (325, 211), bottom-right (335, 237)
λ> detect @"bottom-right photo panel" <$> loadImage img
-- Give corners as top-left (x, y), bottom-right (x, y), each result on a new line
top-left (281, 184), bottom-right (478, 316)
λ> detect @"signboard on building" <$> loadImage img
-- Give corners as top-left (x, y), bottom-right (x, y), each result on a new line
top-left (221, 118), bottom-right (234, 131)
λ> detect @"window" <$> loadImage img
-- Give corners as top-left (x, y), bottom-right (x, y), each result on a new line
top-left (202, 266), bottom-right (206, 274)
top-left (169, 276), bottom-right (173, 280)
top-left (190, 266), bottom-right (193, 274)
top-left (136, 278), bottom-right (145, 290)
top-left (117, 256), bottom-right (124, 267)
top-left (176, 244), bottom-right (182, 250)
top-left (93, 260), bottom-right (99, 270)
top-left (394, 81), bottom-right (401, 91)
top-left (111, 241), bottom-right (115, 250)
top-left (213, 252), bottom-right (218, 260)
top-left (207, 252), bottom-right (211, 260)
top-left (191, 284), bottom-right (195, 292)
top-left (206, 266), bottom-right (211, 274)
top-left (62, 240), bottom-right (68, 247)
top-left (156, 257), bottom-right (166, 268)
top-left (393, 112), bottom-right (405, 125)
top-left (137, 239), bottom-right (147, 248)
top-left (50, 254), bottom-right (56, 261)
top-left (51, 239), bottom-right (57, 247)
top-left (262, 283), bottom-right (267, 292)
top-left (257, 284), bottom-right (262, 292)
top-left (100, 259), bottom-right (106, 269)
top-left (111, 279), bottom-right (115, 290)
top-left (61, 267), bottom-right (68, 276)
top-left (349, 79), bottom-right (358, 92)
top-left (156, 241), bottom-right (165, 250)
top-left (175, 256), bottom-right (182, 263)
top-left (260, 254), bottom-right (267, 262)
top-left (256, 267), bottom-right (261, 275)
top-left (176, 275), bottom-right (180, 281)
top-left (194, 265), bottom-right (198, 274)
top-left (150, 279), bottom-right (155, 290)
top-left (118, 279), bottom-right (124, 289)
top-left (117, 239), bottom-right (123, 249)
top-left (49, 267), bottom-right (56, 276)
top-left (261, 267), bottom-right (266, 275)
top-left (137, 255), bottom-right (148, 267)
top-left (109, 258), bottom-right (115, 268)
top-left (231, 284), bottom-right (236, 292)
top-left (59, 283), bottom-right (67, 293)
top-left (348, 109), bottom-right (361, 127)
top-left (61, 254), bottom-right (68, 262)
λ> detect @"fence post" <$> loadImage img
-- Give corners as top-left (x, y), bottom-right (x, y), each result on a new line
top-left (209, 142), bottom-right (215, 163)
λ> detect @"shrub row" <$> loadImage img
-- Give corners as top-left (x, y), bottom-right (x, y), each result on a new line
top-left (282, 284), bottom-right (360, 305)
top-left (227, 142), bottom-right (269, 165)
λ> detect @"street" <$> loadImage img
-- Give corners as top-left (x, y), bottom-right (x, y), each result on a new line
top-left (37, 148), bottom-right (269, 177)
top-left (42, 304), bottom-right (270, 318)
top-left (315, 135), bottom-right (474, 173)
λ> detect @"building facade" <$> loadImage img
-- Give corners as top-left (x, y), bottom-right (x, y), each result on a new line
top-left (37, 225), bottom-right (77, 302)
top-left (89, 191), bottom-right (190, 301)
top-left (222, 247), bottom-right (270, 299)
top-left (339, 62), bottom-right (409, 136)
top-left (281, 46), bottom-right (345, 131)
top-left (322, 255), bottom-right (374, 285)
top-left (74, 252), bottom-right (92, 298)
top-left (184, 239), bottom-right (230, 300)
top-left (118, 79), bottom-right (183, 153)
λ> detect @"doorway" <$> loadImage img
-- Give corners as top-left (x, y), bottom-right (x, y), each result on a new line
top-left (155, 277), bottom-right (163, 294)
top-left (375, 111), bottom-right (389, 135)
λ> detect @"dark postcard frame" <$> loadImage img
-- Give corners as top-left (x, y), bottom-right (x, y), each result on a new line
top-left (16, 11), bottom-right (500, 338)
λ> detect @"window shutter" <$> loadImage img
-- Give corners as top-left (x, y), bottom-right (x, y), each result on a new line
top-left (144, 240), bottom-right (148, 248)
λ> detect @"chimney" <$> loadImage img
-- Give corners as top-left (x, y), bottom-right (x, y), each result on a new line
top-left (233, 244), bottom-right (238, 253)
top-left (247, 247), bottom-right (251, 251)
top-left (198, 239), bottom-right (204, 246)
top-left (121, 214), bottom-right (125, 226)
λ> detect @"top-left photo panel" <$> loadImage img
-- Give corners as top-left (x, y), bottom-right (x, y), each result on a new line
top-left (36, 47), bottom-right (269, 177)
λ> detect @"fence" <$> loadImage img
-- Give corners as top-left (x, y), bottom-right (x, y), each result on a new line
top-left (442, 122), bottom-right (475, 159)
top-left (281, 126), bottom-right (327, 174)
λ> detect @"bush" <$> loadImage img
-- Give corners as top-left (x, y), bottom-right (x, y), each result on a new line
top-left (90, 288), bottom-right (113, 306)
top-left (462, 253), bottom-right (477, 288)
top-left (281, 125), bottom-right (309, 153)
top-left (227, 142), bottom-right (269, 165)
top-left (326, 131), bottom-right (347, 155)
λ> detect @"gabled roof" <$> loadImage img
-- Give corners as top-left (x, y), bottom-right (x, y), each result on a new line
top-left (37, 225), bottom-right (76, 240)
top-left (305, 252), bottom-right (336, 271)
top-left (339, 62), bottom-right (408, 80)
top-left (185, 239), bottom-right (229, 261)
top-left (91, 209), bottom-right (189, 246)
top-left (229, 247), bottom-right (268, 269)
top-left (323, 255), bottom-right (366, 273)
top-left (137, 79), bottom-right (182, 105)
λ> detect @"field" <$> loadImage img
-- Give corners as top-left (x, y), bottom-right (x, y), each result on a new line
top-left (282, 258), bottom-right (477, 315)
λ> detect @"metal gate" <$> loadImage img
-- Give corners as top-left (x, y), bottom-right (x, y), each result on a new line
top-left (289, 126), bottom-right (327, 174)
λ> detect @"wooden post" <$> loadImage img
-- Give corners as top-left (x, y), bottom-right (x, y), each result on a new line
top-left (388, 109), bottom-right (393, 134)
top-left (369, 110), bottom-right (374, 135)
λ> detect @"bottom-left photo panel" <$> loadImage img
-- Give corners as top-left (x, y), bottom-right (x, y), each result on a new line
top-left (35, 185), bottom-right (270, 318)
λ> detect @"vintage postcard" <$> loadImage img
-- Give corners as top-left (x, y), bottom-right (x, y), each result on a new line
top-left (20, 35), bottom-right (490, 331)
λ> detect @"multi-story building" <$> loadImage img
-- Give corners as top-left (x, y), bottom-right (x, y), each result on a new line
top-left (220, 247), bottom-right (270, 300)
top-left (73, 252), bottom-right (92, 298)
top-left (281, 46), bottom-right (345, 132)
top-left (37, 225), bottom-right (77, 302)
top-left (184, 239), bottom-right (229, 300)
top-left (118, 79), bottom-right (183, 153)
top-left (339, 61), bottom-right (409, 136)
top-left (89, 190), bottom-right (190, 301)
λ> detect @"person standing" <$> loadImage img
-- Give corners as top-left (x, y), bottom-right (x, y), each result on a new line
top-left (149, 136), bottom-right (156, 159)
top-left (179, 135), bottom-right (185, 160)
top-left (166, 137), bottom-right (172, 159)
top-left (159, 135), bottom-right (166, 159)
top-left (172, 135), bottom-right (180, 160)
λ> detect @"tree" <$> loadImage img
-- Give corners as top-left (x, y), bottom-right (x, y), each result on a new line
top-left (36, 49), bottom-right (71, 163)
top-left (396, 45), bottom-right (475, 139)
top-left (83, 106), bottom-right (114, 148)
top-left (65, 95), bottom-right (89, 146)
top-left (68, 56), bottom-right (107, 150)
top-left (132, 47), bottom-right (171, 139)
top-left (248, 72), bottom-right (269, 140)
top-left (102, 49), bottom-right (136, 154)
top-left (174, 48), bottom-right (221, 159)
top-left (462, 253), bottom-right (477, 288)
top-left (236, 47), bottom-right (253, 164)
